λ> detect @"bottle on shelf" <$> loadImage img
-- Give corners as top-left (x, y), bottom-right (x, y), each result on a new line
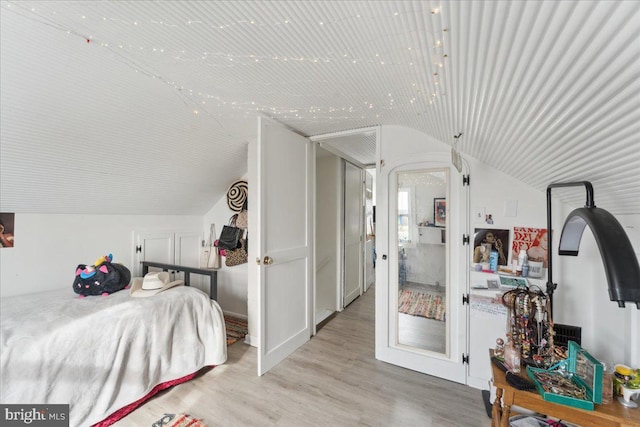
top-left (518, 249), bottom-right (528, 267)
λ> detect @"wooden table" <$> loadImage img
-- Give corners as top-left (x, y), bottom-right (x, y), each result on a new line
top-left (490, 351), bottom-right (640, 427)
top-left (141, 261), bottom-right (219, 300)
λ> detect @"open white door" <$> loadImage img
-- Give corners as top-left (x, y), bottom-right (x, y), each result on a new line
top-left (375, 155), bottom-right (469, 385)
top-left (257, 117), bottom-right (313, 375)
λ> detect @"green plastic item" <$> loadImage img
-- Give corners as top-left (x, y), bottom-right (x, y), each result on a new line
top-left (527, 341), bottom-right (603, 411)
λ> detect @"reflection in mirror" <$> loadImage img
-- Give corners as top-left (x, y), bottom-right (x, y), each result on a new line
top-left (397, 169), bottom-right (448, 354)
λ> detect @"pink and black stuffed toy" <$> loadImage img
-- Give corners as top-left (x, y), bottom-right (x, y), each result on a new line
top-left (73, 254), bottom-right (131, 297)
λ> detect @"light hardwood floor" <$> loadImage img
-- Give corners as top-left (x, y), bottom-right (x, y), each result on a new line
top-left (114, 286), bottom-right (492, 426)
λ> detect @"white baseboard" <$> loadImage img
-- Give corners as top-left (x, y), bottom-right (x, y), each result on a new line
top-left (467, 375), bottom-right (491, 390)
top-left (223, 310), bottom-right (247, 320)
top-left (244, 334), bottom-right (257, 347)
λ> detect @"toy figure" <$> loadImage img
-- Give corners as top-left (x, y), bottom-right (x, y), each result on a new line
top-left (73, 254), bottom-right (131, 297)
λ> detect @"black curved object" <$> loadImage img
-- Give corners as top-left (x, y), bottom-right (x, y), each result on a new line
top-left (547, 181), bottom-right (640, 311)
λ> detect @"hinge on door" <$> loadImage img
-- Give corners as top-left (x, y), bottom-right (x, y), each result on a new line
top-left (462, 353), bottom-right (470, 364)
top-left (462, 234), bottom-right (470, 245)
top-left (462, 293), bottom-right (470, 305)
top-left (463, 175), bottom-right (470, 186)
top-left (135, 245), bottom-right (142, 253)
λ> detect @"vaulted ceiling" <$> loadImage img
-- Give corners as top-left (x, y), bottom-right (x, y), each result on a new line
top-left (1, 1), bottom-right (638, 215)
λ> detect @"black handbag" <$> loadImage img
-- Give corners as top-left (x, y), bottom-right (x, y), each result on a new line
top-left (217, 216), bottom-right (242, 250)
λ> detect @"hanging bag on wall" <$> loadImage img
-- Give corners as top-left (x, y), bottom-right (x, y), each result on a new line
top-left (207, 224), bottom-right (222, 269)
top-left (200, 224), bottom-right (222, 268)
top-left (200, 246), bottom-right (212, 268)
top-left (218, 215), bottom-right (242, 250)
top-left (225, 234), bottom-right (248, 267)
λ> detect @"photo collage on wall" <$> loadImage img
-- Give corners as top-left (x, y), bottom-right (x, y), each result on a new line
top-left (472, 226), bottom-right (549, 272)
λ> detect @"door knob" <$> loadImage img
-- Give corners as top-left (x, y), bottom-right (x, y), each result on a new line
top-left (256, 257), bottom-right (261, 265)
top-left (263, 256), bottom-right (274, 265)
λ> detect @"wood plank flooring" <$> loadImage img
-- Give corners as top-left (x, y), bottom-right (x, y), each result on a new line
top-left (114, 286), bottom-right (491, 426)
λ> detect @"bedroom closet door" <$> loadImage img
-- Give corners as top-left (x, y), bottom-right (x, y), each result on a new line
top-left (256, 117), bottom-right (313, 375)
top-left (133, 231), bottom-right (203, 287)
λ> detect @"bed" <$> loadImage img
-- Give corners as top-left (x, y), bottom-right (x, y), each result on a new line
top-left (0, 285), bottom-right (227, 427)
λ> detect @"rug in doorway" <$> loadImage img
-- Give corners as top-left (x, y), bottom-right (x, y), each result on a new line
top-left (398, 290), bottom-right (446, 321)
top-left (225, 314), bottom-right (248, 346)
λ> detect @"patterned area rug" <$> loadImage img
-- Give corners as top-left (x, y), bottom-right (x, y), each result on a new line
top-left (398, 290), bottom-right (446, 321)
top-left (224, 314), bottom-right (248, 346)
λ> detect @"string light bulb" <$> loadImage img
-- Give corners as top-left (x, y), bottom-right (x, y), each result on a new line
top-left (6, 3), bottom-right (453, 120)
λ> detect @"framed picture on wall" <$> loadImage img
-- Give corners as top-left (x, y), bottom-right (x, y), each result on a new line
top-left (0, 212), bottom-right (15, 248)
top-left (434, 198), bottom-right (446, 227)
top-left (512, 227), bottom-right (549, 268)
top-left (473, 228), bottom-right (510, 266)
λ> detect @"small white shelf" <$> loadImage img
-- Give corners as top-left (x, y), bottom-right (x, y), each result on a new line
top-left (469, 268), bottom-right (547, 292)
top-left (417, 226), bottom-right (445, 245)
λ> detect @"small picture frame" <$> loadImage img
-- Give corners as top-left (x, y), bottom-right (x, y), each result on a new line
top-left (487, 279), bottom-right (499, 289)
top-left (434, 198), bottom-right (446, 227)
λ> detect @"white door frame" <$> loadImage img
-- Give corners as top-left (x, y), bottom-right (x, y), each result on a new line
top-left (310, 127), bottom-right (379, 314)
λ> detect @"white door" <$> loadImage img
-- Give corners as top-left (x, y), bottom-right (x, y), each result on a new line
top-left (133, 232), bottom-right (175, 276)
top-left (343, 160), bottom-right (363, 307)
top-left (257, 117), bottom-right (313, 375)
top-left (174, 232), bottom-right (203, 267)
top-left (174, 231), bottom-right (205, 288)
top-left (375, 156), bottom-right (469, 384)
top-left (133, 231), bottom-right (202, 282)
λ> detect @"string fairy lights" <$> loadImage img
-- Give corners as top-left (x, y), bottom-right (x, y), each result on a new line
top-left (2, 1), bottom-right (451, 126)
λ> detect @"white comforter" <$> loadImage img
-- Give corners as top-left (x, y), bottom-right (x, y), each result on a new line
top-left (0, 286), bottom-right (227, 427)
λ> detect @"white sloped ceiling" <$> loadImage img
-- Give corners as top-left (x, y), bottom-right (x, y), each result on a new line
top-left (1, 1), bottom-right (638, 215)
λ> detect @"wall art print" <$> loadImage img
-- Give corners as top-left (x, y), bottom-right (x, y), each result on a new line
top-left (434, 198), bottom-right (446, 227)
top-left (0, 212), bottom-right (15, 248)
top-left (473, 228), bottom-right (510, 266)
top-left (512, 227), bottom-right (549, 268)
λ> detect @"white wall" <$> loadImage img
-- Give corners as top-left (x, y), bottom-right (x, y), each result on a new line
top-left (202, 177), bottom-right (249, 320)
top-left (556, 211), bottom-right (640, 367)
top-left (316, 154), bottom-right (341, 322)
top-left (0, 213), bottom-right (202, 297)
top-left (465, 156), bottom-right (553, 388)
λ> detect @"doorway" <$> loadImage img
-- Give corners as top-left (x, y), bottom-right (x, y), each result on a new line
top-left (311, 127), bottom-right (378, 330)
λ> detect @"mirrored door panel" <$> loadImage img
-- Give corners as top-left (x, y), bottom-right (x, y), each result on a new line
top-left (396, 168), bottom-right (448, 354)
